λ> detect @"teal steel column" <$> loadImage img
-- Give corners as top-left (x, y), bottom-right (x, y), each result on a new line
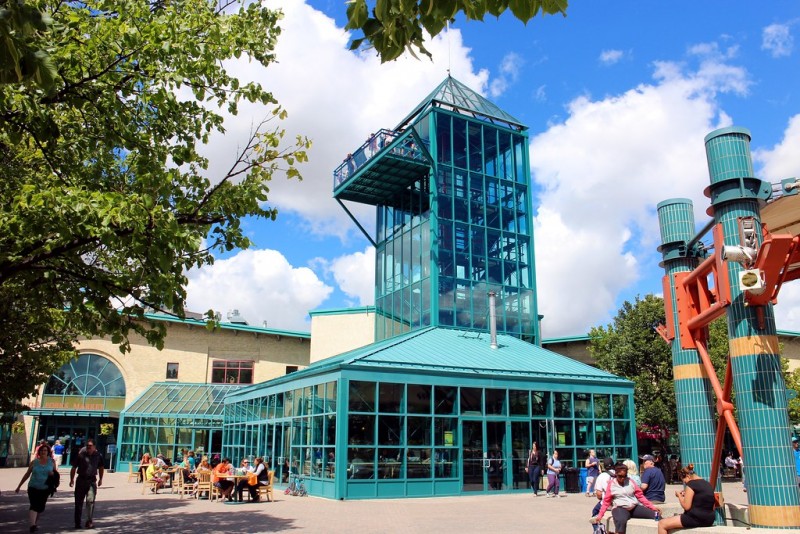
top-left (657, 199), bottom-right (723, 524)
top-left (705, 126), bottom-right (800, 528)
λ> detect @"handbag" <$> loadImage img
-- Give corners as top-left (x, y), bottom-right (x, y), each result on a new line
top-left (247, 472), bottom-right (258, 486)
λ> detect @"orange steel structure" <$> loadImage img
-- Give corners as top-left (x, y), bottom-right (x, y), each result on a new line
top-left (660, 219), bottom-right (800, 491)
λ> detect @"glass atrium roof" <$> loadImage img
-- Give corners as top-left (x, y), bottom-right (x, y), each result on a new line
top-left (121, 382), bottom-right (239, 418)
top-left (396, 75), bottom-right (526, 131)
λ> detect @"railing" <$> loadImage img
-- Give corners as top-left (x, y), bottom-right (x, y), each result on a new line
top-left (333, 128), bottom-right (428, 190)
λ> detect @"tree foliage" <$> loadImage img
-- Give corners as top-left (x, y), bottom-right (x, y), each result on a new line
top-left (0, 0), bottom-right (311, 413)
top-left (345, 0), bottom-right (568, 62)
top-left (588, 295), bottom-right (728, 430)
top-left (782, 359), bottom-right (800, 426)
top-left (0, 0), bottom-right (58, 91)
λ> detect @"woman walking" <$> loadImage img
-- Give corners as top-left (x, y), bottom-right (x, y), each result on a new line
top-left (546, 450), bottom-right (563, 497)
top-left (527, 441), bottom-right (545, 496)
top-left (15, 443), bottom-right (58, 533)
top-left (585, 449), bottom-right (600, 495)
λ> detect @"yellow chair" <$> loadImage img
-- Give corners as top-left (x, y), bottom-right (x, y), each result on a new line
top-left (194, 471), bottom-right (212, 500)
top-left (256, 470), bottom-right (275, 502)
top-left (127, 462), bottom-right (139, 483)
top-left (141, 472), bottom-right (161, 495)
top-left (175, 471), bottom-right (194, 499)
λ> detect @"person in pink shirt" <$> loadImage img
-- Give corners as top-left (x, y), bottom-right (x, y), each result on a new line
top-left (591, 462), bottom-right (658, 533)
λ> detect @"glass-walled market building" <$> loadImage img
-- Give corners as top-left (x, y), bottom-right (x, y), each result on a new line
top-left (223, 327), bottom-right (636, 499)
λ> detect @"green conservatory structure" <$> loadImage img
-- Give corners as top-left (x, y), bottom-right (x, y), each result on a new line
top-left (223, 328), bottom-right (635, 499)
top-left (221, 77), bottom-right (636, 499)
top-left (116, 383), bottom-right (239, 471)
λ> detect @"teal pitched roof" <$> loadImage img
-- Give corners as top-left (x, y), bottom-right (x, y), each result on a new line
top-left (396, 76), bottom-right (526, 131)
top-left (228, 327), bottom-right (629, 400)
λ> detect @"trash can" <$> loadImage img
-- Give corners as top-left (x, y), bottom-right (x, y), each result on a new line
top-left (579, 467), bottom-right (587, 493)
top-left (564, 467), bottom-right (580, 493)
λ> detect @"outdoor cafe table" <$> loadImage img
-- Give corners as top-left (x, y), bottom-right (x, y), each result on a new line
top-left (222, 473), bottom-right (252, 502)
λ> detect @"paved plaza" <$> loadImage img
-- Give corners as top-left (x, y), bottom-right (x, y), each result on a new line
top-left (0, 468), bottom-right (753, 533)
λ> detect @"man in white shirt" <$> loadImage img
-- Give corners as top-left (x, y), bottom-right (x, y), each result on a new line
top-left (591, 457), bottom-right (616, 519)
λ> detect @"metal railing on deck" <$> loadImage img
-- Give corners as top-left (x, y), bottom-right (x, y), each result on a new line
top-left (333, 128), bottom-right (427, 190)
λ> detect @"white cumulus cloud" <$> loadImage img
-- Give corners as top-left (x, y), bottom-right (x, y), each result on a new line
top-left (490, 52), bottom-right (523, 97)
top-left (199, 0), bottom-right (488, 241)
top-left (762, 23), bottom-right (794, 57)
top-left (328, 247), bottom-right (376, 306)
top-left (599, 49), bottom-right (624, 65)
top-left (531, 54), bottom-right (747, 337)
top-left (185, 249), bottom-right (333, 331)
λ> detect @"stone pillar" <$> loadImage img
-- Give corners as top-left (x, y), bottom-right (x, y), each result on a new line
top-left (657, 199), bottom-right (722, 524)
top-left (704, 126), bottom-right (800, 528)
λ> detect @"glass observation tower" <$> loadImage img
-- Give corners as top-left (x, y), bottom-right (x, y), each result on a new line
top-left (333, 76), bottom-right (540, 344)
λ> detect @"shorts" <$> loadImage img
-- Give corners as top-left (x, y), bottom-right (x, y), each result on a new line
top-left (680, 512), bottom-right (715, 529)
top-left (28, 487), bottom-right (50, 513)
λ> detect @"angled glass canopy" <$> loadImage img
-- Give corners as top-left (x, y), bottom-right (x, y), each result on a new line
top-left (122, 382), bottom-right (238, 417)
top-left (117, 383), bottom-right (240, 466)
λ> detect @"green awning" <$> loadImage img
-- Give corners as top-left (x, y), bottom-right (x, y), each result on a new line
top-left (24, 408), bottom-right (117, 418)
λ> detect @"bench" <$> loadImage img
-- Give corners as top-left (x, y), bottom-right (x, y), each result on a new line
top-left (623, 503), bottom-right (800, 534)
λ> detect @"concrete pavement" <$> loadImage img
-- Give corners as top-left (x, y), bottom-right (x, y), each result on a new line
top-left (0, 468), bottom-right (750, 533)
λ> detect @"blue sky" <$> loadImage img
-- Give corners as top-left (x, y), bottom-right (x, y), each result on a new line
top-left (184, 1), bottom-right (800, 337)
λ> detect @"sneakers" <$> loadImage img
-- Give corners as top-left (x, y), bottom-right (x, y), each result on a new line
top-left (546, 493), bottom-right (555, 498)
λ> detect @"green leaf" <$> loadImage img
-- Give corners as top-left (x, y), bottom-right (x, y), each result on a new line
top-left (345, 0), bottom-right (369, 29)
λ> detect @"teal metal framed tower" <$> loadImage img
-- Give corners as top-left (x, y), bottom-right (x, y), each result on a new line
top-left (704, 127), bottom-right (800, 528)
top-left (657, 199), bottom-right (723, 524)
top-left (333, 76), bottom-right (540, 344)
top-left (658, 127), bottom-right (800, 528)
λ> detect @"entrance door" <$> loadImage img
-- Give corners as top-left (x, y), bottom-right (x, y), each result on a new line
top-left (461, 421), bottom-right (484, 492)
top-left (53, 425), bottom-right (93, 467)
top-left (461, 420), bottom-right (508, 492)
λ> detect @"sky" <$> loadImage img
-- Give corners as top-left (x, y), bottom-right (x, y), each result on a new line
top-left (184, 1), bottom-right (800, 339)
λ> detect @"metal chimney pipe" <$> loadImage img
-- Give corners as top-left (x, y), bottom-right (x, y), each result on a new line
top-left (488, 291), bottom-right (498, 349)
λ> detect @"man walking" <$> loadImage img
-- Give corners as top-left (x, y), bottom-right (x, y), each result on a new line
top-left (793, 437), bottom-right (800, 487)
top-left (639, 454), bottom-right (666, 504)
top-left (53, 440), bottom-right (65, 468)
top-left (69, 439), bottom-right (104, 529)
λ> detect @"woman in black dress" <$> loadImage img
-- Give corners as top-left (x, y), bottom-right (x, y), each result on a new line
top-left (657, 464), bottom-right (716, 534)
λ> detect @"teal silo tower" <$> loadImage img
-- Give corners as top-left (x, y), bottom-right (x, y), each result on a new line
top-left (333, 76), bottom-right (541, 344)
top-left (704, 127), bottom-right (800, 528)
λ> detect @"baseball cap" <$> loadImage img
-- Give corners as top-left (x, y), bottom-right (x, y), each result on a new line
top-left (793, 436), bottom-right (798, 443)
top-left (640, 454), bottom-right (655, 462)
top-left (603, 457), bottom-right (615, 470)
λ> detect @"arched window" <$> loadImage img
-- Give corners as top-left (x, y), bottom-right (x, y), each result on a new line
top-left (44, 354), bottom-right (126, 410)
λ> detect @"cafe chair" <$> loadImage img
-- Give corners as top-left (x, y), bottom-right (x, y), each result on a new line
top-left (195, 472), bottom-right (212, 500)
top-left (256, 470), bottom-right (275, 502)
top-left (210, 480), bottom-right (223, 502)
top-left (127, 463), bottom-right (140, 483)
top-left (176, 473), bottom-right (194, 499)
top-left (141, 474), bottom-right (161, 495)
